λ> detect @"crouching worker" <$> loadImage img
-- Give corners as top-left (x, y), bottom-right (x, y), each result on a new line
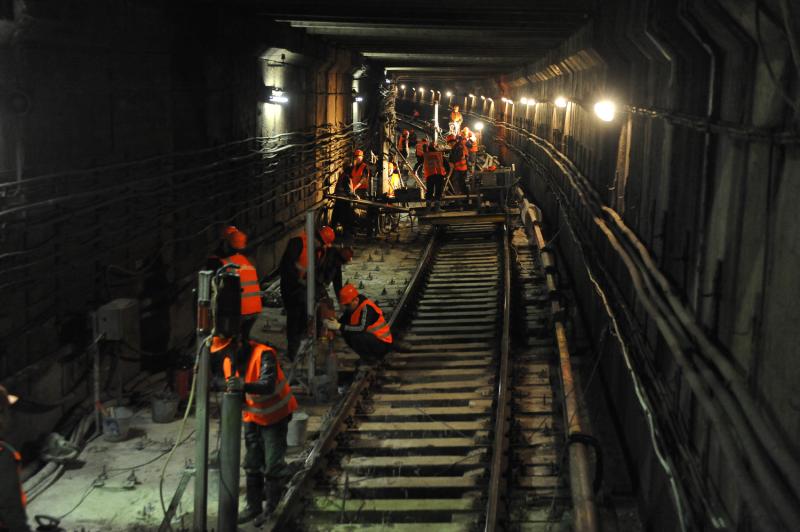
top-left (0, 385), bottom-right (30, 532)
top-left (324, 284), bottom-right (395, 366)
top-left (211, 336), bottom-right (298, 526)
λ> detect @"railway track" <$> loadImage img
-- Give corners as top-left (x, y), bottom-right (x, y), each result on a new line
top-left (267, 218), bottom-right (573, 531)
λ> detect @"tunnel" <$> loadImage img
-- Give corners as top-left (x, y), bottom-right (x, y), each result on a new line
top-left (1, 1), bottom-right (799, 531)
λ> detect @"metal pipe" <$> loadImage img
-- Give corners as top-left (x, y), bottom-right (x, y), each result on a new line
top-left (217, 391), bottom-right (243, 532)
top-left (305, 210), bottom-right (316, 382)
top-left (193, 271), bottom-right (213, 532)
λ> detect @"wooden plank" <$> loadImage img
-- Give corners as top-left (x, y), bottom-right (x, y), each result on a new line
top-left (311, 497), bottom-right (478, 513)
top-left (405, 342), bottom-right (494, 351)
top-left (407, 325), bottom-right (496, 334)
top-left (332, 475), bottom-right (484, 489)
top-left (383, 368), bottom-right (488, 378)
top-left (514, 476), bottom-right (563, 489)
top-left (403, 333), bottom-right (495, 342)
top-left (388, 352), bottom-right (491, 361)
top-left (342, 453), bottom-right (486, 469)
top-left (353, 421), bottom-right (488, 432)
top-left (312, 523), bottom-right (472, 532)
top-left (348, 436), bottom-right (488, 449)
top-left (364, 405), bottom-right (492, 417)
top-left (371, 392), bottom-right (492, 402)
top-left (381, 379), bottom-right (492, 391)
top-left (388, 358), bottom-right (492, 368)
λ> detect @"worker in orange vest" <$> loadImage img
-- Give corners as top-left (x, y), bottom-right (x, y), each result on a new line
top-left (207, 229), bottom-right (263, 342)
top-left (0, 385), bottom-right (30, 532)
top-left (422, 142), bottom-right (448, 211)
top-left (450, 105), bottom-right (463, 134)
top-left (212, 336), bottom-right (298, 525)
top-left (279, 226), bottom-right (335, 361)
top-left (324, 284), bottom-right (394, 366)
top-left (413, 137), bottom-right (428, 176)
top-left (346, 149), bottom-right (371, 197)
top-left (397, 129), bottom-right (409, 160)
top-left (449, 135), bottom-right (470, 205)
top-left (462, 127), bottom-right (479, 170)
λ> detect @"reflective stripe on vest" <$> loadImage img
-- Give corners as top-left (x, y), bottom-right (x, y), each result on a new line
top-left (350, 162), bottom-right (369, 190)
top-left (423, 151), bottom-right (445, 179)
top-left (350, 298), bottom-right (393, 344)
top-left (223, 343), bottom-right (297, 426)
top-left (220, 254), bottom-right (263, 316)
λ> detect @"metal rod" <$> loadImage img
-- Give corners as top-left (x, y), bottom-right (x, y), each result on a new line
top-left (217, 391), bottom-right (243, 532)
top-left (305, 210), bottom-right (317, 385)
top-left (193, 270), bottom-right (213, 532)
top-left (159, 469), bottom-right (193, 532)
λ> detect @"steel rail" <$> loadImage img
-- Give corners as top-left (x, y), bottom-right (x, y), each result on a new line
top-left (264, 227), bottom-right (439, 532)
top-left (484, 220), bottom-right (512, 532)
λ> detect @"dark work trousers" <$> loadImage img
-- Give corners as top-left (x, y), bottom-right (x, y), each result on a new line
top-left (243, 418), bottom-right (291, 480)
top-left (331, 199), bottom-right (355, 238)
top-left (425, 174), bottom-right (444, 207)
top-left (284, 296), bottom-right (307, 362)
top-left (343, 332), bottom-right (392, 366)
top-left (451, 170), bottom-right (470, 201)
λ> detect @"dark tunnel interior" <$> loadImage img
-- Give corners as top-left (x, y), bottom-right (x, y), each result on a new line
top-left (0, 1), bottom-right (799, 531)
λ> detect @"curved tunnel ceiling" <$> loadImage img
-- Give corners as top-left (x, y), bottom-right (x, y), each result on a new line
top-left (257, 1), bottom-right (593, 84)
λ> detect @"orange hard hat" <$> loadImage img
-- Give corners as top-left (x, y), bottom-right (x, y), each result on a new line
top-left (354, 149), bottom-right (364, 157)
top-left (222, 225), bottom-right (238, 237)
top-left (210, 336), bottom-right (232, 353)
top-left (228, 230), bottom-right (247, 250)
top-left (339, 284), bottom-right (359, 306)
top-left (402, 129), bottom-right (409, 135)
top-left (318, 226), bottom-right (335, 247)
top-left (446, 134), bottom-right (456, 142)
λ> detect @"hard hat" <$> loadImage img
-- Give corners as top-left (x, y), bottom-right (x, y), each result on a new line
top-left (222, 225), bottom-right (238, 237)
top-left (228, 230), bottom-right (247, 250)
top-left (210, 336), bottom-right (232, 353)
top-left (446, 134), bottom-right (455, 142)
top-left (354, 149), bottom-right (364, 157)
top-left (339, 284), bottom-right (359, 306)
top-left (462, 127), bottom-right (470, 134)
top-left (402, 129), bottom-right (409, 135)
top-left (318, 226), bottom-right (335, 247)
top-left (0, 385), bottom-right (18, 407)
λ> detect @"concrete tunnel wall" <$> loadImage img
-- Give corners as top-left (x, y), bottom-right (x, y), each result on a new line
top-left (0, 2), bottom-right (366, 449)
top-left (436, 1), bottom-right (799, 530)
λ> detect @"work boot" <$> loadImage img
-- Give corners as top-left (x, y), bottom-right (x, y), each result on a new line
top-left (237, 475), bottom-right (264, 524)
top-left (253, 482), bottom-right (283, 527)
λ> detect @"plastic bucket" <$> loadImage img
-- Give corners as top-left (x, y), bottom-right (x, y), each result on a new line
top-left (151, 392), bottom-right (179, 423)
top-left (102, 406), bottom-right (134, 442)
top-left (286, 412), bottom-right (309, 447)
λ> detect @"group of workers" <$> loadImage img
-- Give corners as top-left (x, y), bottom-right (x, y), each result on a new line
top-left (207, 222), bottom-right (399, 525)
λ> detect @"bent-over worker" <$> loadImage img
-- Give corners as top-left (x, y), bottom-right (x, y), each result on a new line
top-left (0, 385), bottom-right (30, 532)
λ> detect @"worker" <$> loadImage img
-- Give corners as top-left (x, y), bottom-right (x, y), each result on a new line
top-left (323, 284), bottom-right (393, 366)
top-left (450, 105), bottom-right (463, 136)
top-left (463, 127), bottom-right (479, 169)
top-left (331, 167), bottom-right (357, 238)
top-left (279, 226), bottom-right (335, 361)
top-left (346, 149), bottom-right (371, 198)
top-left (0, 385), bottom-right (30, 532)
top-left (449, 135), bottom-right (470, 205)
top-left (207, 229), bottom-right (263, 342)
top-left (319, 245), bottom-right (353, 300)
top-left (385, 160), bottom-right (403, 199)
top-left (397, 129), bottom-right (409, 160)
top-left (408, 129), bottom-right (417, 151)
top-left (422, 141), bottom-right (448, 211)
top-left (445, 133), bottom-right (457, 149)
top-left (213, 337), bottom-right (298, 525)
top-left (413, 137), bottom-right (428, 176)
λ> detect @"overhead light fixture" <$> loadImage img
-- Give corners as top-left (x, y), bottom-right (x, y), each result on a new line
top-left (446, 91), bottom-right (453, 97)
top-left (594, 99), bottom-right (616, 122)
top-left (355, 96), bottom-right (364, 103)
top-left (419, 87), bottom-right (424, 92)
top-left (555, 96), bottom-right (567, 108)
top-left (473, 121), bottom-right (484, 131)
top-left (480, 95), bottom-right (486, 100)
top-left (385, 78), bottom-right (391, 84)
top-left (520, 97), bottom-right (527, 104)
top-left (401, 84), bottom-right (406, 89)
top-left (469, 94), bottom-right (475, 98)
top-left (501, 97), bottom-right (508, 103)
top-left (265, 86), bottom-right (288, 104)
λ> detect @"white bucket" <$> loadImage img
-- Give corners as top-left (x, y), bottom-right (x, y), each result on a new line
top-left (286, 412), bottom-right (309, 447)
top-left (102, 406), bottom-right (134, 442)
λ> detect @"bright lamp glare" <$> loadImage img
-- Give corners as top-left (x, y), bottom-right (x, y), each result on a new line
top-left (355, 96), bottom-right (364, 103)
top-left (474, 121), bottom-right (484, 131)
top-left (480, 95), bottom-right (485, 100)
top-left (419, 87), bottom-right (424, 92)
top-left (555, 96), bottom-right (567, 108)
top-left (469, 93), bottom-right (475, 98)
top-left (520, 97), bottom-right (528, 104)
top-left (446, 91), bottom-right (452, 97)
top-left (594, 99), bottom-right (616, 122)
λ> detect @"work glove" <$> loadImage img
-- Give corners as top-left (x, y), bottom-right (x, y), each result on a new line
top-left (323, 318), bottom-right (341, 331)
top-left (225, 376), bottom-right (244, 393)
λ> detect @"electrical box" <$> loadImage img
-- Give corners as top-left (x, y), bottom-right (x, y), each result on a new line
top-left (93, 298), bottom-right (140, 347)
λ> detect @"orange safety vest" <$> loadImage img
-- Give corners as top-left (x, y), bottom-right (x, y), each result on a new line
top-left (397, 134), bottom-right (408, 153)
top-left (350, 298), bottom-right (393, 343)
top-left (295, 233), bottom-right (324, 281)
top-left (415, 140), bottom-right (427, 157)
top-left (423, 150), bottom-right (445, 179)
top-left (468, 133), bottom-right (478, 153)
top-left (454, 143), bottom-right (468, 171)
top-left (223, 342), bottom-right (297, 426)
top-left (349, 162), bottom-right (369, 191)
top-left (220, 254), bottom-right (263, 316)
top-left (0, 441), bottom-right (27, 512)
top-left (450, 111), bottom-right (462, 123)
